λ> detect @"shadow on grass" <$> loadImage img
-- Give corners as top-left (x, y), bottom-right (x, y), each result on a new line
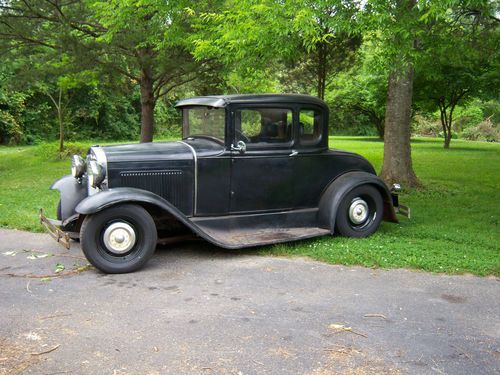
top-left (413, 144), bottom-right (498, 153)
top-left (330, 136), bottom-right (383, 143)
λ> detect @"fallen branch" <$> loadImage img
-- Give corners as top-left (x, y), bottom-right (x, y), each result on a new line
top-left (39, 313), bottom-right (72, 320)
top-left (363, 313), bottom-right (387, 320)
top-left (2, 270), bottom-right (79, 279)
top-left (329, 323), bottom-right (368, 338)
top-left (31, 344), bottom-right (60, 356)
top-left (23, 249), bottom-right (86, 261)
top-left (2, 265), bottom-right (92, 279)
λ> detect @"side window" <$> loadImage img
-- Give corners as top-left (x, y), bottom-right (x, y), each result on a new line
top-left (299, 109), bottom-right (322, 145)
top-left (236, 108), bottom-right (292, 145)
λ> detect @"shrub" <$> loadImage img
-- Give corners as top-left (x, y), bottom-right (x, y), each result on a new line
top-left (0, 111), bottom-right (23, 145)
top-left (413, 113), bottom-right (441, 137)
top-left (461, 117), bottom-right (499, 142)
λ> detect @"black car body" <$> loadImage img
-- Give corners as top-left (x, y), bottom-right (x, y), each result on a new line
top-left (41, 94), bottom-right (408, 273)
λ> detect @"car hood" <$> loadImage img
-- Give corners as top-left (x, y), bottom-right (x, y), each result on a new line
top-left (101, 138), bottom-right (225, 163)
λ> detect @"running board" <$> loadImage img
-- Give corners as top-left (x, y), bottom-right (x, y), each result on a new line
top-left (198, 226), bottom-right (330, 248)
top-left (191, 208), bottom-right (329, 248)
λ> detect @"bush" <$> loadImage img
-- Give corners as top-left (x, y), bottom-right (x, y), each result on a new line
top-left (453, 101), bottom-right (484, 132)
top-left (462, 117), bottom-right (499, 142)
top-left (412, 113), bottom-right (441, 137)
top-left (0, 111), bottom-right (23, 145)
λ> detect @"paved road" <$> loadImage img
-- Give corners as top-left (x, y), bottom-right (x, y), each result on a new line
top-left (0, 228), bottom-right (498, 375)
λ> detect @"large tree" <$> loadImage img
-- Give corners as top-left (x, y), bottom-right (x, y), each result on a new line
top-left (363, 0), bottom-right (422, 187)
top-left (193, 0), bottom-right (360, 99)
top-left (0, 0), bottom-right (215, 142)
top-left (413, 3), bottom-right (499, 148)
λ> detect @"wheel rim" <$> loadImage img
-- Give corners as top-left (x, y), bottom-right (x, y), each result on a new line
top-left (348, 198), bottom-right (369, 225)
top-left (102, 222), bottom-right (136, 254)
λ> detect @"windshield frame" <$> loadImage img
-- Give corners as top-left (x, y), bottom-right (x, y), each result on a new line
top-left (181, 106), bottom-right (227, 144)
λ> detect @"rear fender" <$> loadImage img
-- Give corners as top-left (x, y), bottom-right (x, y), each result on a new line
top-left (51, 175), bottom-right (88, 221)
top-left (318, 171), bottom-right (398, 233)
top-left (75, 187), bottom-right (219, 245)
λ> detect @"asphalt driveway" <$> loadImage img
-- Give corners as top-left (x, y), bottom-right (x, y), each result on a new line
top-left (0, 228), bottom-right (498, 375)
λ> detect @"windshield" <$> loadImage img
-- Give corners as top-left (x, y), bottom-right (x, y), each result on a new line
top-left (182, 106), bottom-right (225, 141)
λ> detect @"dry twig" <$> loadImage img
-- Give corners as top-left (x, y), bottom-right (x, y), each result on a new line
top-left (39, 313), bottom-right (72, 320)
top-left (363, 313), bottom-right (387, 320)
top-left (31, 344), bottom-right (60, 356)
top-left (329, 323), bottom-right (368, 338)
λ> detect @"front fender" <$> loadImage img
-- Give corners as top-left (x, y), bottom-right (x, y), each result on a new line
top-left (75, 187), bottom-right (223, 246)
top-left (318, 171), bottom-right (398, 233)
top-left (51, 175), bottom-right (88, 221)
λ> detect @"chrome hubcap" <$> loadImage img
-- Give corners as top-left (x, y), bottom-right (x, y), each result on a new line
top-left (103, 222), bottom-right (136, 254)
top-left (348, 198), bottom-right (369, 225)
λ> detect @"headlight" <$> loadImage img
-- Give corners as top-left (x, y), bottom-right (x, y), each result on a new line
top-left (71, 155), bottom-right (86, 178)
top-left (87, 160), bottom-right (106, 188)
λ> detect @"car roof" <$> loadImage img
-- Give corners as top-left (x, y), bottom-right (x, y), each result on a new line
top-left (175, 94), bottom-right (327, 109)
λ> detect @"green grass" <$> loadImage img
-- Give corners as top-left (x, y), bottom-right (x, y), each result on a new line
top-left (1, 137), bottom-right (499, 275)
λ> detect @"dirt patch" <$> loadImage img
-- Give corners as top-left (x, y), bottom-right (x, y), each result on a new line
top-left (310, 345), bottom-right (403, 375)
top-left (0, 337), bottom-right (39, 375)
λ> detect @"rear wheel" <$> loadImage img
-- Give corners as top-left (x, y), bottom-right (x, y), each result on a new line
top-left (335, 185), bottom-right (383, 238)
top-left (80, 204), bottom-right (157, 273)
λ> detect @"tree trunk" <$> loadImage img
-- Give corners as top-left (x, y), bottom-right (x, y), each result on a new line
top-left (375, 118), bottom-right (384, 139)
top-left (139, 71), bottom-right (155, 143)
top-left (58, 108), bottom-right (64, 153)
top-left (47, 88), bottom-right (65, 153)
top-left (316, 43), bottom-right (327, 100)
top-left (438, 98), bottom-right (452, 149)
top-left (379, 66), bottom-right (420, 187)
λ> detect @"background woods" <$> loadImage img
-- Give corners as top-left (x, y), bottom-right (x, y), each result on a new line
top-left (0, 0), bottom-right (498, 185)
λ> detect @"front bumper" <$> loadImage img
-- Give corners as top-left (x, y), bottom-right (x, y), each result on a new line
top-left (39, 209), bottom-right (71, 249)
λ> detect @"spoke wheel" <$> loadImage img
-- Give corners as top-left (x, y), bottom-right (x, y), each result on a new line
top-left (80, 204), bottom-right (157, 273)
top-left (335, 185), bottom-right (383, 238)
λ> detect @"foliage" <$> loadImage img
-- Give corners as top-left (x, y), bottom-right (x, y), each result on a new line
top-left (0, 0), bottom-right (497, 148)
top-left (1, 137), bottom-right (498, 276)
top-left (453, 99), bottom-right (487, 132)
top-left (193, 0), bottom-right (361, 99)
top-left (327, 41), bottom-right (387, 138)
top-left (462, 118), bottom-right (500, 142)
top-left (413, 0), bottom-right (500, 148)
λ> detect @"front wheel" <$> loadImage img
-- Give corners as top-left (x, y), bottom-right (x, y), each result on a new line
top-left (335, 185), bottom-right (383, 238)
top-left (80, 204), bottom-right (157, 273)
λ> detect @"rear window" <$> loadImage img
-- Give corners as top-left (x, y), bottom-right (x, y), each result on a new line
top-left (299, 109), bottom-right (322, 145)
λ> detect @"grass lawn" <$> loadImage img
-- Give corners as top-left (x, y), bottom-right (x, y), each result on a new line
top-left (0, 137), bottom-right (499, 276)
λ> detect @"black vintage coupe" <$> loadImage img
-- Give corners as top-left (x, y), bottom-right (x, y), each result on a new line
top-left (41, 94), bottom-right (408, 273)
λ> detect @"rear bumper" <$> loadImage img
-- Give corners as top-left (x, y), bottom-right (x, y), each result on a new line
top-left (390, 184), bottom-right (411, 219)
top-left (39, 209), bottom-right (71, 249)
top-left (394, 203), bottom-right (411, 219)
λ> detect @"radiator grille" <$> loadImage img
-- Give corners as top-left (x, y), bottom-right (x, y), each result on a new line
top-left (120, 170), bottom-right (191, 213)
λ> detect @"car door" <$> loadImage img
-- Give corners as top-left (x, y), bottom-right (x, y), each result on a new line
top-left (229, 106), bottom-right (295, 213)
